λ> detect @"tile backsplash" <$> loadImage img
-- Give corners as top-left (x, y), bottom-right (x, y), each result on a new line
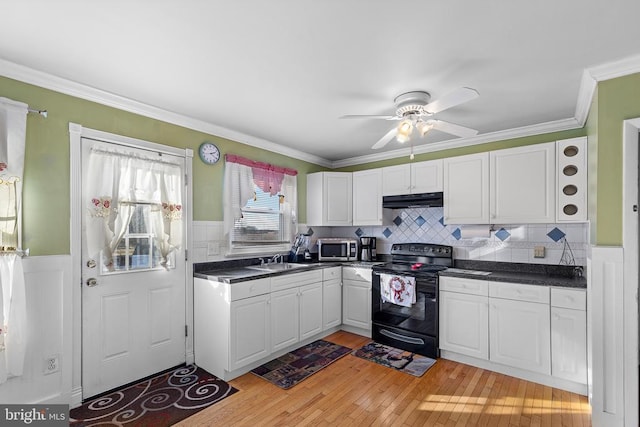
top-left (192, 207), bottom-right (588, 266)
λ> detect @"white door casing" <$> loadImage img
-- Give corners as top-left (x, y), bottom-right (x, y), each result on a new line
top-left (70, 124), bottom-right (193, 402)
top-left (620, 118), bottom-right (640, 427)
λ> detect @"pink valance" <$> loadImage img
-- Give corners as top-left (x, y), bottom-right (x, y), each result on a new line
top-left (225, 154), bottom-right (297, 195)
top-left (225, 154), bottom-right (298, 176)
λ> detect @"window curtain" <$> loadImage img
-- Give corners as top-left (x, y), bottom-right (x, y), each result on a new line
top-left (223, 154), bottom-right (297, 244)
top-left (0, 97), bottom-right (27, 384)
top-left (85, 147), bottom-right (183, 270)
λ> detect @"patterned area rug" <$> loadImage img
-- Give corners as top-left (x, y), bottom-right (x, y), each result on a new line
top-left (353, 342), bottom-right (436, 377)
top-left (251, 339), bottom-right (352, 389)
top-left (70, 365), bottom-right (237, 426)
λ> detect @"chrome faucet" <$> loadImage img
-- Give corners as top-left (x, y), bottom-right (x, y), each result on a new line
top-left (271, 254), bottom-right (283, 264)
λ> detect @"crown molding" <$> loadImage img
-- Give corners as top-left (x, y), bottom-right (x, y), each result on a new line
top-left (573, 53), bottom-right (640, 127)
top-left (332, 117), bottom-right (581, 168)
top-left (0, 58), bottom-right (333, 168)
top-left (4, 53), bottom-right (640, 170)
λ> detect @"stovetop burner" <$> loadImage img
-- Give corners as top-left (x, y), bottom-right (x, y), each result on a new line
top-left (373, 243), bottom-right (453, 277)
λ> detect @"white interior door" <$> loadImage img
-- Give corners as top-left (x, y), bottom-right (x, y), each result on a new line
top-left (81, 137), bottom-right (186, 398)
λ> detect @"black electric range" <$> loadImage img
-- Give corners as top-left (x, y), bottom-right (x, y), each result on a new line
top-left (371, 243), bottom-right (453, 358)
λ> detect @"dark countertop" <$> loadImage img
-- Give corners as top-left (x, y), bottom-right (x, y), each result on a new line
top-left (193, 259), bottom-right (382, 284)
top-left (439, 260), bottom-right (587, 289)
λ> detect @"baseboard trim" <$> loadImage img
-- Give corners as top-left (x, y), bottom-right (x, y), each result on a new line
top-left (441, 350), bottom-right (587, 396)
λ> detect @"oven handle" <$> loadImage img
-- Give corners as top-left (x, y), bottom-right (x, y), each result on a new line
top-left (379, 328), bottom-right (425, 345)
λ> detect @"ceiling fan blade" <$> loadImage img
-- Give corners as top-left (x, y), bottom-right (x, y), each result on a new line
top-left (340, 114), bottom-right (400, 120)
top-left (372, 127), bottom-right (398, 149)
top-left (424, 87), bottom-right (479, 114)
top-left (428, 119), bottom-right (478, 138)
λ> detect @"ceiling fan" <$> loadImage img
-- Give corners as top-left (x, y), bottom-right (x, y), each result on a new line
top-left (341, 87), bottom-right (479, 150)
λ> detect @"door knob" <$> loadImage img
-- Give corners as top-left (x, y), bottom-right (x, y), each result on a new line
top-left (86, 278), bottom-right (98, 287)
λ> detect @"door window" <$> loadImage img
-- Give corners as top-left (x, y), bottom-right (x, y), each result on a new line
top-left (105, 203), bottom-right (174, 274)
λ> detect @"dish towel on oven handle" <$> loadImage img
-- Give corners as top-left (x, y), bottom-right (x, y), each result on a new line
top-left (380, 273), bottom-right (416, 307)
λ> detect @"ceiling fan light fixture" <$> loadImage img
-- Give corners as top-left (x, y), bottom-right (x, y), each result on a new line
top-left (417, 121), bottom-right (435, 137)
top-left (396, 119), bottom-right (413, 143)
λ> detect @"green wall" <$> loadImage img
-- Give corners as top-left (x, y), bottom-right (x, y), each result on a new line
top-left (591, 73), bottom-right (640, 245)
top-left (4, 70), bottom-right (639, 255)
top-left (0, 76), bottom-right (325, 256)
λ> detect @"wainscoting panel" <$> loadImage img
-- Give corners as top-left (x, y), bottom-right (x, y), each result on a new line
top-left (0, 255), bottom-right (72, 404)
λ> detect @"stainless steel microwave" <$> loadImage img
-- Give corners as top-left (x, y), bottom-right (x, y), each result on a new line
top-left (317, 238), bottom-right (358, 261)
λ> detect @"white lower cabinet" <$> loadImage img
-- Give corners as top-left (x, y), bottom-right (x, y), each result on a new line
top-left (323, 267), bottom-right (342, 330)
top-left (195, 268), bottom-right (329, 381)
top-left (270, 288), bottom-right (299, 352)
top-left (439, 276), bottom-right (586, 394)
top-left (439, 286), bottom-right (489, 360)
top-left (551, 288), bottom-right (587, 383)
top-left (299, 283), bottom-right (324, 340)
top-left (195, 276), bottom-right (272, 380)
top-left (489, 297), bottom-right (551, 375)
top-left (230, 293), bottom-right (271, 370)
top-left (342, 267), bottom-right (372, 334)
top-left (270, 270), bottom-right (323, 353)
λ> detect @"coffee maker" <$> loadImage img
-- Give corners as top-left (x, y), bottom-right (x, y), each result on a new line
top-left (359, 237), bottom-right (376, 262)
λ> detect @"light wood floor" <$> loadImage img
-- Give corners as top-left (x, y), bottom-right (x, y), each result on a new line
top-left (177, 331), bottom-right (591, 426)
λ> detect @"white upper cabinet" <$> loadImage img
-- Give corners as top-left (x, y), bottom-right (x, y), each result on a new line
top-left (443, 152), bottom-right (490, 224)
top-left (490, 142), bottom-right (556, 223)
top-left (353, 168), bottom-right (384, 226)
top-left (307, 172), bottom-right (352, 226)
top-left (382, 159), bottom-right (443, 196)
top-left (444, 143), bottom-right (557, 225)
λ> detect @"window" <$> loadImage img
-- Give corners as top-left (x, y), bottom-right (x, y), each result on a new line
top-left (107, 203), bottom-right (174, 274)
top-left (231, 185), bottom-right (287, 247)
top-left (223, 155), bottom-right (297, 255)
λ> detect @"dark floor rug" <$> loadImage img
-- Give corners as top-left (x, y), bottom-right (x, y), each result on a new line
top-left (70, 365), bottom-right (237, 426)
top-left (251, 339), bottom-right (351, 389)
top-left (353, 342), bottom-right (436, 377)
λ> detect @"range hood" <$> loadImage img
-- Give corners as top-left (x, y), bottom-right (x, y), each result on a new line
top-left (382, 192), bottom-right (444, 209)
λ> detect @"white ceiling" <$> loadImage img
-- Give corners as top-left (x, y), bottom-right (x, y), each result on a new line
top-left (2, 1), bottom-right (640, 166)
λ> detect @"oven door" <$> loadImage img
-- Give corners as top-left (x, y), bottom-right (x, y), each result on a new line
top-left (371, 272), bottom-right (439, 357)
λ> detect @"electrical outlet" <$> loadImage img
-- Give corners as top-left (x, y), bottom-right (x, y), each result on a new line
top-left (534, 246), bottom-right (546, 258)
top-left (44, 354), bottom-right (59, 375)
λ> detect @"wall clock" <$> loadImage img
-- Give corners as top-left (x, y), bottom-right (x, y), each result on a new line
top-left (198, 142), bottom-right (220, 164)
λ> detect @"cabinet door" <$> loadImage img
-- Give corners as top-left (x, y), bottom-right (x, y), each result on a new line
top-left (270, 288), bottom-right (299, 353)
top-left (382, 164), bottom-right (411, 196)
top-left (443, 152), bottom-right (490, 224)
top-left (353, 169), bottom-right (383, 225)
top-left (299, 283), bottom-right (323, 340)
top-left (229, 294), bottom-right (271, 371)
top-left (323, 278), bottom-right (342, 330)
top-left (412, 159), bottom-right (443, 193)
top-left (342, 279), bottom-right (371, 330)
top-left (551, 307), bottom-right (587, 383)
top-left (489, 298), bottom-right (551, 374)
top-left (325, 172), bottom-right (352, 225)
top-left (490, 142), bottom-right (556, 223)
top-left (440, 291), bottom-right (489, 359)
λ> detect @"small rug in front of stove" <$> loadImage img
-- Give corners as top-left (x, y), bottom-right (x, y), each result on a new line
top-left (352, 342), bottom-right (436, 377)
top-left (70, 365), bottom-right (237, 426)
top-left (251, 339), bottom-right (352, 389)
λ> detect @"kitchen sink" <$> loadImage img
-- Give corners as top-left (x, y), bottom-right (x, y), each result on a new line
top-left (246, 263), bottom-right (310, 272)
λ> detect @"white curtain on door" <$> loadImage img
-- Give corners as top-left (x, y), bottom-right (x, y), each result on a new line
top-left (0, 97), bottom-right (28, 384)
top-left (85, 147), bottom-right (183, 270)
